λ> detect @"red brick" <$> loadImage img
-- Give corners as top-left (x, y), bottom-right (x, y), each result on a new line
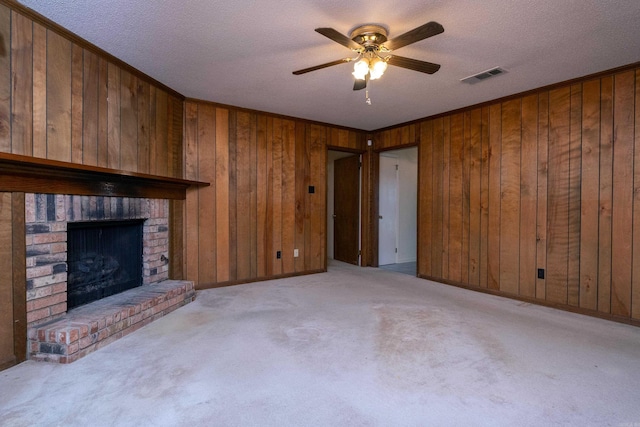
top-left (79, 335), bottom-right (94, 349)
top-left (68, 328), bottom-right (80, 343)
top-left (50, 302), bottom-right (67, 316)
top-left (27, 265), bottom-right (54, 279)
top-left (50, 242), bottom-right (67, 253)
top-left (31, 232), bottom-right (66, 244)
top-left (67, 342), bottom-right (79, 355)
top-left (76, 325), bottom-right (88, 338)
top-left (27, 307), bottom-right (50, 324)
top-left (51, 283), bottom-right (67, 294)
top-left (30, 293), bottom-right (67, 311)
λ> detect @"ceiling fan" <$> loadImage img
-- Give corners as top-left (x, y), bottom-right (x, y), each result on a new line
top-left (292, 22), bottom-right (444, 92)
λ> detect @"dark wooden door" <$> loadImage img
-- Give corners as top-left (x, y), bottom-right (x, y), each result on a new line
top-left (334, 155), bottom-right (360, 265)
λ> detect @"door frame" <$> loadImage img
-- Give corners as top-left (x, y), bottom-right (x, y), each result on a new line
top-left (378, 153), bottom-right (399, 265)
top-left (369, 142), bottom-right (419, 267)
top-left (326, 146), bottom-right (366, 267)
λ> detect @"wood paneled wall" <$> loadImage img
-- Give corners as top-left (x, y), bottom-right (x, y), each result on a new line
top-left (0, 2), bottom-right (183, 178)
top-left (183, 101), bottom-right (366, 288)
top-left (0, 192), bottom-right (25, 370)
top-left (376, 66), bottom-right (640, 322)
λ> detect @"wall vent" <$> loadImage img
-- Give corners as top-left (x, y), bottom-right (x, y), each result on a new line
top-left (460, 66), bottom-right (508, 84)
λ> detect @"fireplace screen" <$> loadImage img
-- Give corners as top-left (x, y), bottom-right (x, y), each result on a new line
top-left (67, 220), bottom-right (144, 309)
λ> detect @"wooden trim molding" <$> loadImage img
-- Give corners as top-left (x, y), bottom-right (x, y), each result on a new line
top-left (0, 153), bottom-right (209, 200)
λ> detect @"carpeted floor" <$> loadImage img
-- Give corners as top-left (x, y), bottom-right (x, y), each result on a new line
top-left (2, 261), bottom-right (640, 426)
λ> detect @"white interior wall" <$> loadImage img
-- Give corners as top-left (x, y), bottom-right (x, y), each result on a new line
top-left (395, 147), bottom-right (418, 263)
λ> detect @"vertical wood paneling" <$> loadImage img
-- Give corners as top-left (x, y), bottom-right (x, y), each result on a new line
top-left (197, 105), bottom-right (216, 285)
top-left (610, 71), bottom-right (635, 317)
top-left (82, 51), bottom-right (99, 166)
top-left (579, 79), bottom-right (601, 311)
top-left (71, 44), bottom-right (83, 164)
top-left (461, 112), bottom-right (471, 284)
top-left (448, 114), bottom-right (464, 282)
top-left (431, 118), bottom-right (444, 277)
top-left (547, 87), bottom-right (571, 304)
top-left (32, 23), bottom-right (46, 158)
top-left (419, 120), bottom-right (433, 277)
top-left (215, 108), bottom-right (230, 282)
top-left (236, 111), bottom-right (252, 280)
top-left (294, 122), bottom-right (306, 272)
top-left (271, 118), bottom-right (283, 275)
top-left (96, 57), bottom-right (108, 168)
top-left (227, 111), bottom-right (238, 281)
top-left (249, 114), bottom-right (258, 277)
top-left (500, 99), bottom-right (521, 294)
top-left (598, 77), bottom-right (614, 313)
top-left (184, 102), bottom-right (200, 283)
top-left (633, 70), bottom-right (640, 320)
top-left (136, 79), bottom-right (150, 173)
top-left (167, 96), bottom-right (183, 178)
top-left (536, 93), bottom-right (549, 299)
top-left (46, 30), bottom-right (72, 162)
top-left (257, 116), bottom-right (268, 276)
top-left (154, 90), bottom-right (168, 175)
top-left (0, 5), bottom-right (9, 152)
top-left (265, 119), bottom-right (274, 275)
top-left (441, 116), bottom-right (451, 279)
top-left (282, 120), bottom-right (296, 274)
top-left (308, 124), bottom-right (326, 270)
top-left (479, 107), bottom-right (490, 288)
top-left (0, 192), bottom-right (14, 367)
top-left (119, 71), bottom-right (137, 171)
top-left (106, 63), bottom-right (120, 169)
top-left (568, 84), bottom-right (582, 306)
top-left (487, 104), bottom-right (501, 290)
top-left (520, 95), bottom-right (538, 298)
top-left (11, 11), bottom-right (32, 156)
top-left (468, 109), bottom-right (482, 287)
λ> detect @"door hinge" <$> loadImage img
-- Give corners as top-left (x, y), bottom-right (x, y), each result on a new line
top-left (359, 162), bottom-right (362, 169)
top-left (358, 250), bottom-right (362, 256)
top-left (395, 248), bottom-right (398, 253)
top-left (395, 164), bottom-right (398, 170)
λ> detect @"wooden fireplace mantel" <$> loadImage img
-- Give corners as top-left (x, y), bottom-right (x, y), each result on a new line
top-left (0, 152), bottom-right (209, 200)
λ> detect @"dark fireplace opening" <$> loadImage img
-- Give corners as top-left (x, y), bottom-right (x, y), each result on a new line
top-left (67, 219), bottom-right (144, 309)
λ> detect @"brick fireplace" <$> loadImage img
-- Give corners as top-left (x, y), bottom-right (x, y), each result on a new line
top-left (25, 194), bottom-right (195, 363)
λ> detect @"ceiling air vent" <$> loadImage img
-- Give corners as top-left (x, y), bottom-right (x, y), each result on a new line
top-left (460, 67), bottom-right (507, 84)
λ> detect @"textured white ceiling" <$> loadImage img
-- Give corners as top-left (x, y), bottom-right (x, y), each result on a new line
top-left (17, 0), bottom-right (640, 130)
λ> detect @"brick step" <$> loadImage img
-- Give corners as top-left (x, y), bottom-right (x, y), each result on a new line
top-left (28, 280), bottom-right (196, 363)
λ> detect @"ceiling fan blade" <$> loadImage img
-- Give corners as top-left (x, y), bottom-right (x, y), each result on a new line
top-left (381, 21), bottom-right (444, 51)
top-left (315, 28), bottom-right (363, 51)
top-left (292, 58), bottom-right (353, 75)
top-left (387, 55), bottom-right (441, 74)
top-left (353, 77), bottom-right (367, 91)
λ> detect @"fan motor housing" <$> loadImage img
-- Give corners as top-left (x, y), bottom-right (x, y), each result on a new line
top-left (350, 25), bottom-right (388, 49)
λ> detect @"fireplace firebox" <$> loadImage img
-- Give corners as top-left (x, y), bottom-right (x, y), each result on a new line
top-left (66, 220), bottom-right (144, 309)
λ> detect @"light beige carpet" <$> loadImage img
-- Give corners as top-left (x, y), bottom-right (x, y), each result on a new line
top-left (2, 261), bottom-right (640, 426)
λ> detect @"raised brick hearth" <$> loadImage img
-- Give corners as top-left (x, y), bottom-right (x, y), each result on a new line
top-left (29, 280), bottom-right (195, 363)
top-left (25, 194), bottom-right (196, 363)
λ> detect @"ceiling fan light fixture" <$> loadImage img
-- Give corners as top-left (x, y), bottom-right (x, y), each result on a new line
top-left (369, 57), bottom-right (387, 80)
top-left (352, 57), bottom-right (370, 80)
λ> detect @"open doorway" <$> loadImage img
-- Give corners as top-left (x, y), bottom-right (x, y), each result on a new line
top-left (378, 147), bottom-right (417, 275)
top-left (327, 150), bottom-right (361, 265)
